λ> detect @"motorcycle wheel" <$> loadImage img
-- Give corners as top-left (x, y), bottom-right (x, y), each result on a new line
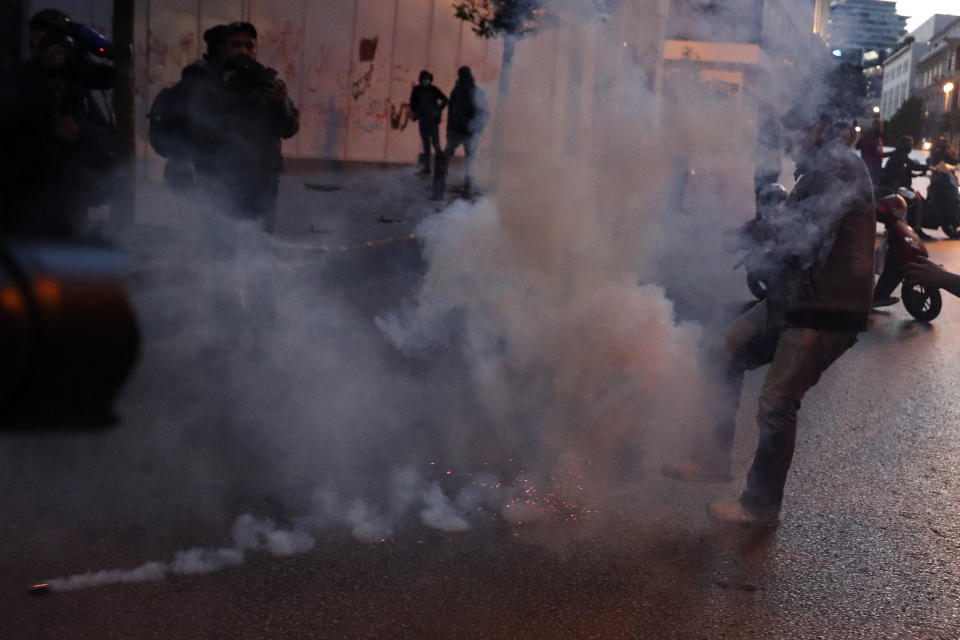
top-left (901, 281), bottom-right (942, 322)
top-left (746, 272), bottom-right (767, 300)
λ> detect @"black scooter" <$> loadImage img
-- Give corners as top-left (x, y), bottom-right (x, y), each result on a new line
top-left (905, 162), bottom-right (960, 239)
top-left (873, 194), bottom-right (942, 322)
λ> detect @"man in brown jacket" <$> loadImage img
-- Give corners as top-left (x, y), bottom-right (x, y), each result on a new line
top-left (663, 114), bottom-right (876, 527)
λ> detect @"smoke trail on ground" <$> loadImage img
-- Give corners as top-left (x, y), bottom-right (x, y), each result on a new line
top-left (17, 0), bottom-right (842, 592)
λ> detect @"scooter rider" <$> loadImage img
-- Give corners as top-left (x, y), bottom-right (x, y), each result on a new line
top-left (880, 136), bottom-right (929, 237)
top-left (922, 140), bottom-right (960, 238)
top-left (928, 137), bottom-right (959, 167)
top-left (880, 136), bottom-right (927, 192)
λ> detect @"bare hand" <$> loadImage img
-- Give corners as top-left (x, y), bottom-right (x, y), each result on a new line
top-left (267, 79), bottom-right (287, 102)
top-left (41, 44), bottom-right (68, 70)
top-left (904, 256), bottom-right (949, 289)
top-left (52, 116), bottom-right (78, 141)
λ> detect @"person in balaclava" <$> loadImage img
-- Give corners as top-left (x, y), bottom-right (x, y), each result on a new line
top-left (443, 66), bottom-right (488, 196)
top-left (662, 111), bottom-right (876, 528)
top-left (0, 8), bottom-right (115, 237)
top-left (409, 70), bottom-right (447, 175)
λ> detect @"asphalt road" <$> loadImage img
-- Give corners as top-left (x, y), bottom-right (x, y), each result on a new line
top-left (4, 218), bottom-right (960, 639)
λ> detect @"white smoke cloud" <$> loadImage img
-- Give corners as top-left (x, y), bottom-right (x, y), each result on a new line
top-left (24, 0), bottom-right (842, 595)
top-left (47, 562), bottom-right (167, 592)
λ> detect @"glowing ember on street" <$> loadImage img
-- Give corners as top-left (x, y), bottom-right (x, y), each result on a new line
top-left (432, 456), bottom-right (600, 524)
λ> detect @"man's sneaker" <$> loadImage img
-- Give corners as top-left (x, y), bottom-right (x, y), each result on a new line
top-left (707, 501), bottom-right (779, 528)
top-left (872, 296), bottom-right (899, 308)
top-left (661, 460), bottom-right (733, 483)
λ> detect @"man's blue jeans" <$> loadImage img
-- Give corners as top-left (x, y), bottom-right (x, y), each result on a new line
top-left (696, 301), bottom-right (858, 516)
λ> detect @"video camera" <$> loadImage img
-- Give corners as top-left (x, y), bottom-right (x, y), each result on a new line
top-left (31, 9), bottom-right (115, 59)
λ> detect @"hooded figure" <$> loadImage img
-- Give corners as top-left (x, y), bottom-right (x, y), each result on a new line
top-left (409, 70), bottom-right (447, 174)
top-left (442, 66), bottom-right (488, 195)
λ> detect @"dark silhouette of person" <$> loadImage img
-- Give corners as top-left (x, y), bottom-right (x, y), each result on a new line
top-left (663, 114), bottom-right (876, 528)
top-left (152, 21), bottom-right (298, 227)
top-left (443, 66), bottom-right (488, 196)
top-left (928, 136), bottom-right (959, 166)
top-left (880, 136), bottom-right (926, 192)
top-left (409, 70), bottom-right (447, 175)
top-left (150, 24), bottom-right (229, 189)
top-left (855, 118), bottom-right (884, 184)
top-left (0, 8), bottom-right (115, 237)
top-left (878, 135), bottom-right (928, 237)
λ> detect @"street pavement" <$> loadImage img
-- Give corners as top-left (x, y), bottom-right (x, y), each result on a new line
top-left (3, 164), bottom-right (960, 639)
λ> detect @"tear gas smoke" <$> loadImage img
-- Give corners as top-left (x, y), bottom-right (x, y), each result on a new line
top-left (21, 0), bottom-right (846, 591)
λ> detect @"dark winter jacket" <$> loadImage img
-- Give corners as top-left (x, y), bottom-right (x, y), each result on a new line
top-left (0, 55), bottom-right (115, 196)
top-left (446, 83), bottom-right (488, 136)
top-left (880, 148), bottom-right (926, 190)
top-left (409, 84), bottom-right (447, 125)
top-left (167, 58), bottom-right (298, 187)
top-left (773, 140), bottom-right (876, 330)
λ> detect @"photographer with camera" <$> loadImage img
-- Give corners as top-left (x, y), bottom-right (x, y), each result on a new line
top-left (149, 24), bottom-right (229, 190)
top-left (0, 9), bottom-right (115, 238)
top-left (166, 21), bottom-right (298, 229)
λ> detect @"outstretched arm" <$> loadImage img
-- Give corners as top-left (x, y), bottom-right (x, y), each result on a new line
top-left (904, 256), bottom-right (960, 298)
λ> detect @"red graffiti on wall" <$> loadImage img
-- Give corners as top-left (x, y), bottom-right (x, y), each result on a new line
top-left (304, 44), bottom-right (337, 93)
top-left (351, 65), bottom-right (374, 100)
top-left (261, 20), bottom-right (304, 82)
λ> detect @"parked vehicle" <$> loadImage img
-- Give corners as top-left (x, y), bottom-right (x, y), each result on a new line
top-left (873, 194), bottom-right (942, 322)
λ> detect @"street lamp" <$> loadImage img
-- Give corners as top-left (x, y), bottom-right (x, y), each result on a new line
top-left (945, 81), bottom-right (955, 111)
top-left (872, 106), bottom-right (880, 114)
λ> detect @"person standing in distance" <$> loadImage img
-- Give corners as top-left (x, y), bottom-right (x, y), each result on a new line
top-left (442, 66), bottom-right (488, 197)
top-left (409, 70), bottom-right (447, 175)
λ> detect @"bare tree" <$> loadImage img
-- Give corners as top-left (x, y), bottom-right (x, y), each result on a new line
top-left (452, 1), bottom-right (615, 161)
top-left (452, 0), bottom-right (551, 158)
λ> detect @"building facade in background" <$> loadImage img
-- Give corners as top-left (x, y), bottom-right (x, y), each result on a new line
top-left (879, 14), bottom-right (958, 120)
top-left (915, 16), bottom-right (960, 146)
top-left (826, 0), bottom-right (905, 115)
top-left (17, 0), bottom-right (822, 171)
top-left (826, 0), bottom-right (905, 54)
